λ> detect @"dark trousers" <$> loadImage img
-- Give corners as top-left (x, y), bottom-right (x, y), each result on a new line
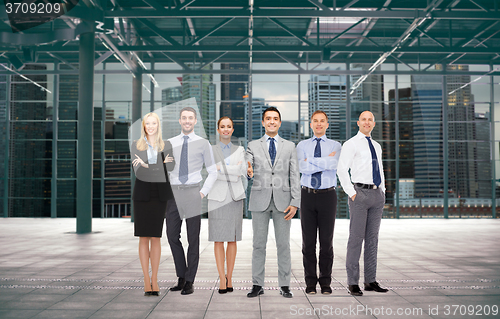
top-left (165, 198), bottom-right (201, 282)
top-left (300, 188), bottom-right (337, 287)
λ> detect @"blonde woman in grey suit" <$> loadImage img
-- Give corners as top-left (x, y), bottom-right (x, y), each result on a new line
top-left (207, 116), bottom-right (246, 294)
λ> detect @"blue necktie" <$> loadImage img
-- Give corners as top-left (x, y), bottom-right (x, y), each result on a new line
top-left (179, 136), bottom-right (189, 184)
top-left (269, 137), bottom-right (276, 166)
top-left (366, 136), bottom-right (381, 187)
top-left (311, 138), bottom-right (322, 189)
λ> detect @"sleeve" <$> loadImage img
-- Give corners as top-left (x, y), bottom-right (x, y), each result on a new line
top-left (200, 140), bottom-right (217, 196)
top-left (297, 141), bottom-right (339, 175)
top-left (245, 142), bottom-right (255, 179)
top-left (224, 147), bottom-right (246, 177)
top-left (131, 141), bottom-right (147, 177)
top-left (163, 140), bottom-right (176, 172)
top-left (336, 140), bottom-right (356, 198)
top-left (289, 143), bottom-right (301, 208)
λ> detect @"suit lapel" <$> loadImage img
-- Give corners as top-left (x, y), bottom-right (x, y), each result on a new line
top-left (273, 138), bottom-right (284, 168)
top-left (259, 136), bottom-right (273, 167)
top-left (229, 143), bottom-right (238, 165)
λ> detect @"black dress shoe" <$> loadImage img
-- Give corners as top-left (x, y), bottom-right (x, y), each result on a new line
top-left (364, 281), bottom-right (388, 293)
top-left (181, 281), bottom-right (194, 295)
top-left (305, 285), bottom-right (317, 294)
top-left (279, 286), bottom-right (293, 298)
top-left (321, 286), bottom-right (332, 295)
top-left (348, 285), bottom-right (363, 296)
top-left (247, 285), bottom-right (264, 297)
top-left (144, 291), bottom-right (152, 296)
top-left (170, 277), bottom-right (185, 291)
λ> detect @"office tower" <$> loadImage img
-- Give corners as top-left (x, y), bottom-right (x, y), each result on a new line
top-left (308, 72), bottom-right (346, 141)
top-left (244, 97), bottom-right (267, 142)
top-left (182, 64), bottom-right (216, 143)
top-left (308, 66), bottom-right (383, 142)
top-left (475, 112), bottom-right (491, 198)
top-left (162, 86), bottom-right (183, 105)
top-left (0, 72), bottom-right (6, 212)
top-left (443, 64), bottom-right (480, 198)
top-left (279, 121), bottom-right (299, 142)
top-left (8, 64), bottom-right (49, 217)
top-left (411, 74), bottom-right (443, 198)
top-left (220, 63), bottom-right (249, 138)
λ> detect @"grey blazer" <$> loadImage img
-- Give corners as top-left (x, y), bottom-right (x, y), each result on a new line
top-left (207, 144), bottom-right (246, 203)
top-left (246, 136), bottom-right (301, 212)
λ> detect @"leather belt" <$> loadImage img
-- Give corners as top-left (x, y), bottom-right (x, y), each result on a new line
top-left (302, 186), bottom-right (335, 194)
top-left (355, 183), bottom-right (378, 189)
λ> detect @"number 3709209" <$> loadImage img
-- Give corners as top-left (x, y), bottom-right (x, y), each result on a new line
top-left (444, 305), bottom-right (498, 316)
top-left (6, 2), bottom-right (62, 14)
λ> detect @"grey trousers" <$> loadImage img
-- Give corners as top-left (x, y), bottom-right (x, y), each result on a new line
top-left (346, 185), bottom-right (385, 285)
top-left (251, 198), bottom-right (292, 287)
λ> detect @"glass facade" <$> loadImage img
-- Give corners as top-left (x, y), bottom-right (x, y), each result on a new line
top-left (1, 62), bottom-right (498, 218)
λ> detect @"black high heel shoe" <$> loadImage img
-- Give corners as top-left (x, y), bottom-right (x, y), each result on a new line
top-left (226, 276), bottom-right (233, 292)
top-left (144, 284), bottom-right (153, 296)
top-left (151, 282), bottom-right (160, 296)
top-left (218, 276), bottom-right (227, 294)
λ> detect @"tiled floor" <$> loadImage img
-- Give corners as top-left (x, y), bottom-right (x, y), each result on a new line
top-left (0, 218), bottom-right (499, 318)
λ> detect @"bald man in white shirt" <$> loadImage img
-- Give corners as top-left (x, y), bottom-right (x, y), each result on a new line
top-left (337, 111), bottom-right (388, 296)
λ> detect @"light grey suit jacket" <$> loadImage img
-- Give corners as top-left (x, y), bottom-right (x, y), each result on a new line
top-left (246, 136), bottom-right (301, 212)
top-left (207, 144), bottom-right (246, 203)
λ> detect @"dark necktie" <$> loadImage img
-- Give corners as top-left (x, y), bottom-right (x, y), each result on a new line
top-left (311, 138), bottom-right (322, 189)
top-left (179, 135), bottom-right (189, 184)
top-left (269, 137), bottom-right (276, 166)
top-left (366, 136), bottom-right (381, 187)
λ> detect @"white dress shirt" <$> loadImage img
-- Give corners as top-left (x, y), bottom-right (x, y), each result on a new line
top-left (337, 131), bottom-right (385, 198)
top-left (168, 131), bottom-right (217, 196)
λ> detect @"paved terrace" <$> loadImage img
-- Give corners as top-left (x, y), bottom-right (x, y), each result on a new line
top-left (0, 218), bottom-right (499, 319)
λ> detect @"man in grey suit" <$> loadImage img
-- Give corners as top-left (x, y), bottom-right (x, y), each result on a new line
top-left (246, 107), bottom-right (301, 298)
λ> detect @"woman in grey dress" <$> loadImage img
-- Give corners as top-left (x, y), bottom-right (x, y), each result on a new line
top-left (207, 117), bottom-right (246, 294)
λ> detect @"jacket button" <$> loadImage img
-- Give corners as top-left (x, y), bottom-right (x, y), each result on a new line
top-left (272, 172), bottom-right (274, 175)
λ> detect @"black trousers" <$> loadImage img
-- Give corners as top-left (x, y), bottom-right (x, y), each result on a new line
top-left (165, 198), bottom-right (201, 282)
top-left (300, 188), bottom-right (337, 287)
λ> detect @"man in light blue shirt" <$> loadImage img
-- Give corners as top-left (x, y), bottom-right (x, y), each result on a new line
top-left (296, 110), bottom-right (341, 294)
top-left (166, 106), bottom-right (217, 295)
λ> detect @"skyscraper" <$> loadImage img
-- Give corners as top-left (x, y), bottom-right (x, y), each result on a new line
top-left (411, 74), bottom-right (443, 198)
top-left (182, 64), bottom-right (216, 143)
top-left (220, 63), bottom-right (249, 138)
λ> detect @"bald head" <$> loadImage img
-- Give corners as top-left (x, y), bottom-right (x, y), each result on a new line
top-left (357, 110), bottom-right (376, 136)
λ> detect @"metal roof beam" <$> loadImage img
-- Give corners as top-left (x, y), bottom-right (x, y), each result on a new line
top-left (104, 9), bottom-right (500, 19)
top-left (142, 0), bottom-right (168, 12)
top-left (454, 21), bottom-right (499, 47)
top-left (30, 45), bottom-right (500, 54)
top-left (339, 0), bottom-right (360, 11)
top-left (402, 19), bottom-right (446, 47)
top-left (187, 18), bottom-right (235, 46)
top-left (274, 52), bottom-right (304, 70)
top-left (136, 18), bottom-right (181, 46)
top-left (308, 0), bottom-right (330, 11)
top-left (323, 18), bottom-right (366, 47)
top-left (268, 18), bottom-right (313, 46)
top-left (468, 0), bottom-right (489, 12)
top-left (94, 51), bottom-right (114, 66)
top-left (47, 52), bottom-right (78, 70)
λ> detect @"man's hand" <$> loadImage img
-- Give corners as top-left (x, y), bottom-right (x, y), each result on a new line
top-left (163, 153), bottom-right (174, 163)
top-left (283, 205), bottom-right (297, 220)
top-left (329, 151), bottom-right (336, 157)
top-left (247, 161), bottom-right (253, 178)
top-left (200, 192), bottom-right (205, 199)
top-left (351, 194), bottom-right (356, 201)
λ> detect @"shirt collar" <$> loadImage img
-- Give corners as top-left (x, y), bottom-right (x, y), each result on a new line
top-left (264, 134), bottom-right (279, 142)
top-left (180, 131), bottom-right (196, 139)
top-left (356, 131), bottom-right (371, 139)
top-left (312, 134), bottom-right (326, 142)
top-left (219, 141), bottom-right (232, 149)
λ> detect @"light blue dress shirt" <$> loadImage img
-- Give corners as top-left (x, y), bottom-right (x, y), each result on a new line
top-left (220, 142), bottom-right (232, 165)
top-left (145, 137), bottom-right (158, 164)
top-left (296, 135), bottom-right (342, 189)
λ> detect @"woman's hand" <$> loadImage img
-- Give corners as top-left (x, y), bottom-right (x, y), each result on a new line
top-left (163, 153), bottom-right (174, 163)
top-left (133, 154), bottom-right (148, 168)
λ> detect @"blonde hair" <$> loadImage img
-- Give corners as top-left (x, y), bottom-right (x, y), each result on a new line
top-left (136, 112), bottom-right (165, 152)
